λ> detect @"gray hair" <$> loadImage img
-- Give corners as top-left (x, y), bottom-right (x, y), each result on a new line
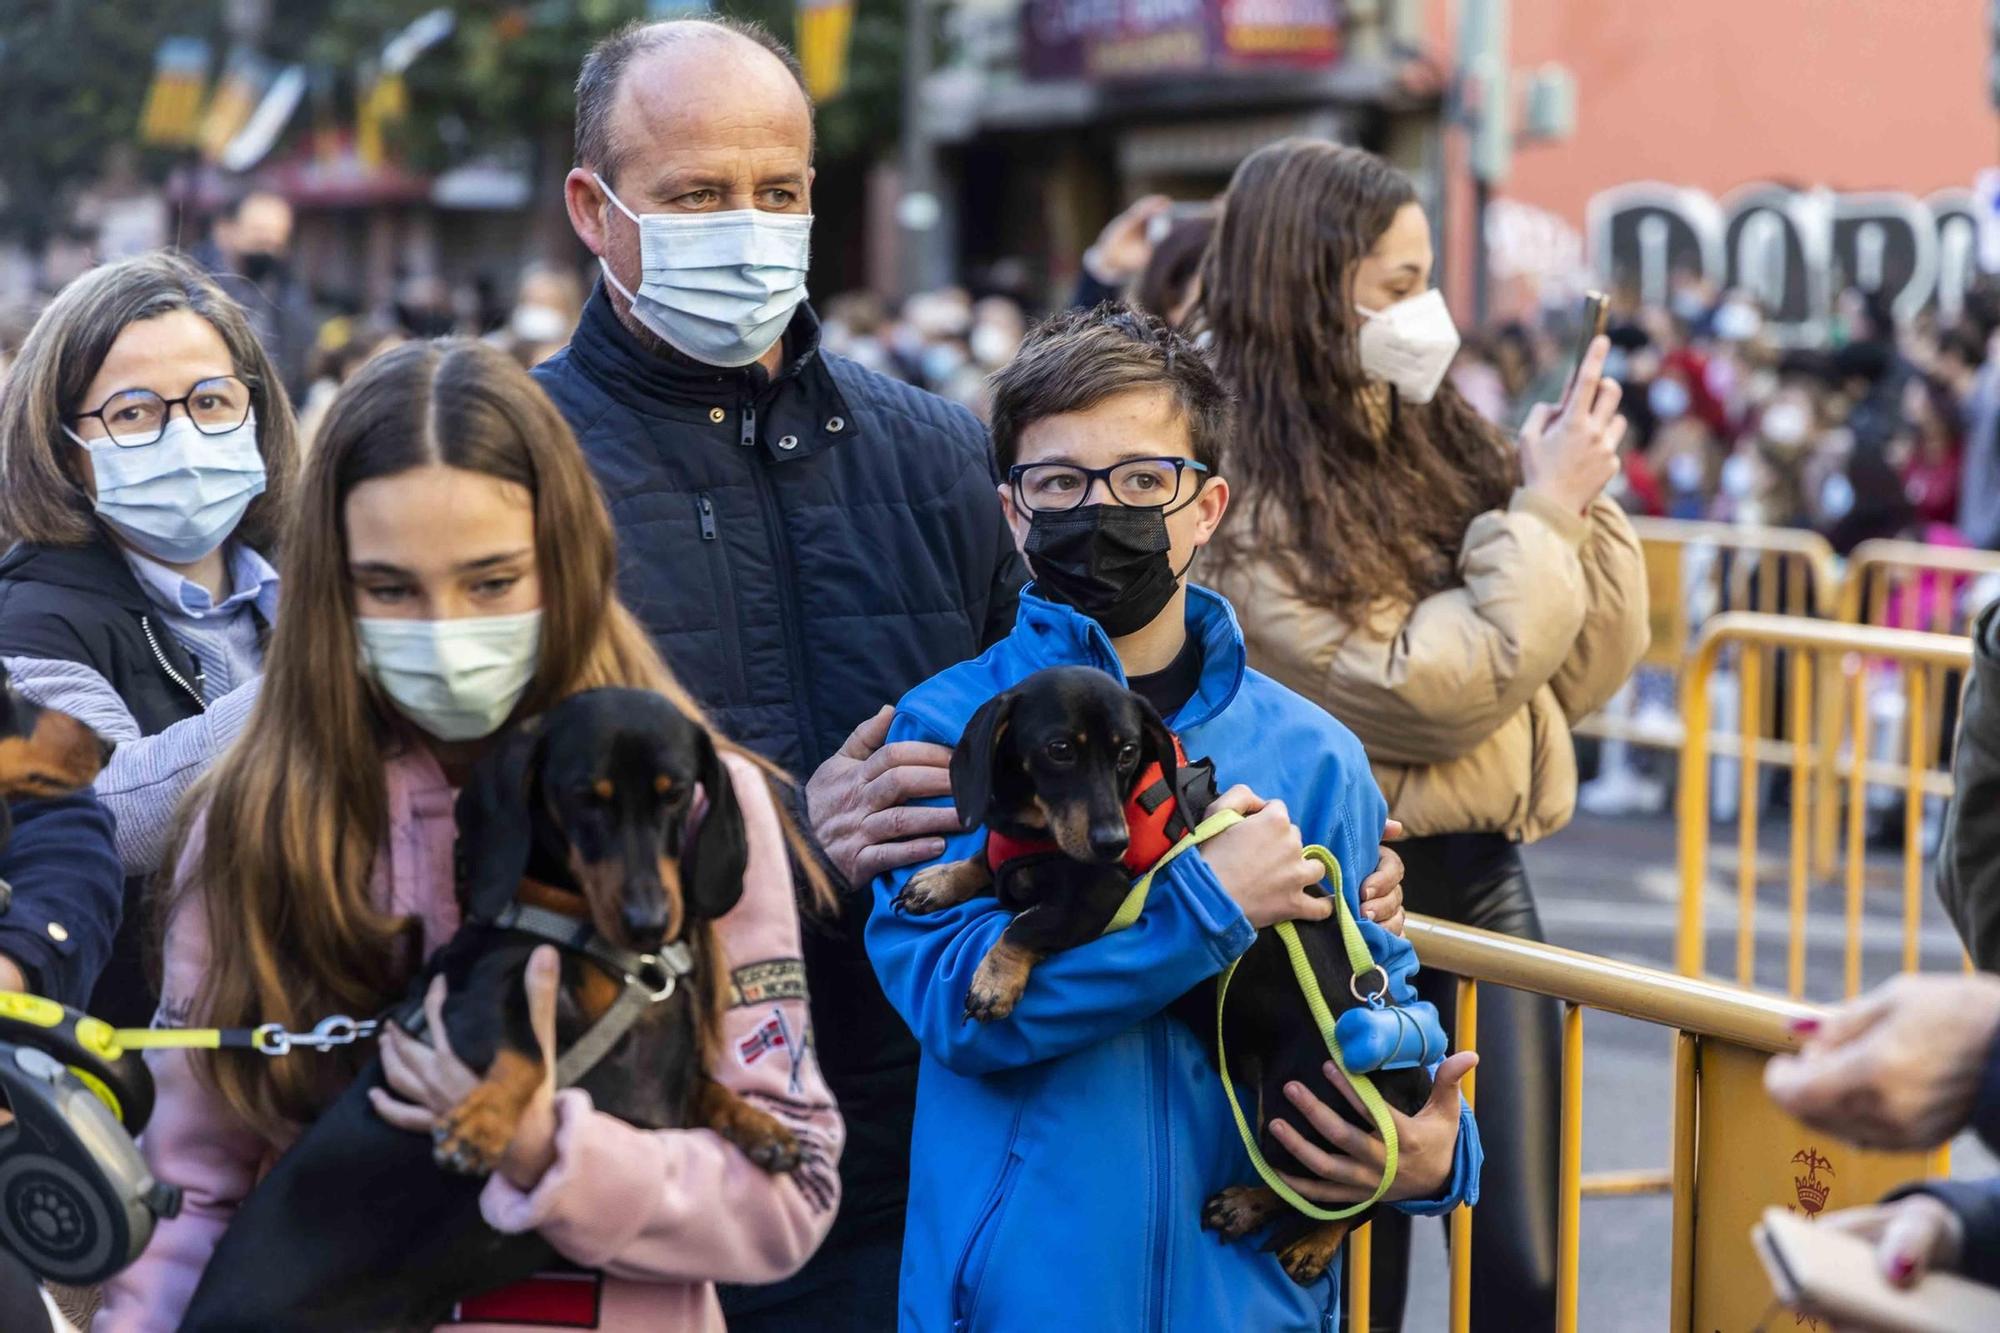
top-left (573, 17), bottom-right (813, 186)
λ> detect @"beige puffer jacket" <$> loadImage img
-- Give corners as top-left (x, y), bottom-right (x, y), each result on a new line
top-left (1210, 488), bottom-right (1649, 843)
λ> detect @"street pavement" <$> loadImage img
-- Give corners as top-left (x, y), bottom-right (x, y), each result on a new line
top-left (1397, 809), bottom-right (1995, 1332)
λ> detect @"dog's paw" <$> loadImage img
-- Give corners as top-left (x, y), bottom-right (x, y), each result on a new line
top-left (962, 976), bottom-right (1022, 1024)
top-left (962, 943), bottom-right (1032, 1023)
top-left (721, 1110), bottom-right (803, 1174)
top-left (432, 1098), bottom-right (513, 1177)
top-left (742, 1126), bottom-right (803, 1174)
top-left (1276, 1226), bottom-right (1347, 1286)
top-left (1202, 1185), bottom-right (1281, 1241)
top-left (895, 864), bottom-right (956, 915)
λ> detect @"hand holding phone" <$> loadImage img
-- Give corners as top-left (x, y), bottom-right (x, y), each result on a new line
top-left (1520, 292), bottom-right (1625, 515)
top-left (1559, 291), bottom-right (1611, 415)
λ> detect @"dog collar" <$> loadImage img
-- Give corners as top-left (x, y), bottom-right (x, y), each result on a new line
top-left (475, 902), bottom-right (700, 1086)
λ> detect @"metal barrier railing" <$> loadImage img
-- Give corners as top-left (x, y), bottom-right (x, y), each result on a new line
top-left (1340, 915), bottom-right (1944, 1332)
top-left (1674, 613), bottom-right (1971, 999)
top-left (1576, 518), bottom-right (1837, 755)
top-left (1836, 538), bottom-right (2000, 636)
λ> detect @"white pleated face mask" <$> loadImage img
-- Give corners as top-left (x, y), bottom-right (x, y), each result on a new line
top-left (356, 609), bottom-right (543, 742)
top-left (594, 174), bottom-right (813, 368)
top-left (1354, 289), bottom-right (1462, 404)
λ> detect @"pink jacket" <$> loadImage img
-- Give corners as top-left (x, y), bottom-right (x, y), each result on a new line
top-left (97, 746), bottom-right (843, 1332)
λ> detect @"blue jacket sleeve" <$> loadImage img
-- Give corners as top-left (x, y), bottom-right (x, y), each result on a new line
top-left (865, 718), bottom-right (1255, 1077)
top-left (0, 793), bottom-right (123, 1008)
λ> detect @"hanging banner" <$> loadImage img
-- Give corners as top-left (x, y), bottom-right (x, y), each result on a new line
top-left (219, 64), bottom-right (305, 173)
top-left (798, 0), bottom-right (856, 101)
top-left (139, 37), bottom-right (212, 149)
top-left (1022, 0), bottom-right (1342, 82)
top-left (199, 49), bottom-right (274, 165)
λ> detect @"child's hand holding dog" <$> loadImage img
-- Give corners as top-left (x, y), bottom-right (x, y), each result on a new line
top-left (1269, 1051), bottom-right (1477, 1204)
top-left (1200, 785), bottom-right (1337, 931)
top-left (372, 945), bottom-right (563, 1190)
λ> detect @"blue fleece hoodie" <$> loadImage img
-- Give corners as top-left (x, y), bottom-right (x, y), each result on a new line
top-left (867, 586), bottom-right (1481, 1332)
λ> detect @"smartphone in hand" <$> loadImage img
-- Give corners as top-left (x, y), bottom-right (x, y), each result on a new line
top-left (1559, 290), bottom-right (1612, 415)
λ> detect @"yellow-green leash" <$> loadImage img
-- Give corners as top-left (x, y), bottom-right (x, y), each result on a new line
top-left (1110, 811), bottom-right (1401, 1219)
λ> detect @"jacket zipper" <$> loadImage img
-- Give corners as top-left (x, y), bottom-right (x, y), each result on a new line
top-left (696, 492), bottom-right (718, 540)
top-left (949, 1151), bottom-right (1023, 1329)
top-left (740, 403), bottom-right (819, 761)
top-left (1147, 1020), bottom-right (1171, 1330)
top-left (140, 615), bottom-right (207, 713)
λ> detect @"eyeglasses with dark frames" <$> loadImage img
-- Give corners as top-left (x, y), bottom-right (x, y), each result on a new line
top-left (1008, 457), bottom-right (1211, 514)
top-left (66, 376), bottom-right (255, 448)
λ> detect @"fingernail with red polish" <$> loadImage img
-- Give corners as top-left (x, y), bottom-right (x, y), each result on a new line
top-left (1790, 1017), bottom-right (1820, 1035)
top-left (1890, 1256), bottom-right (1915, 1284)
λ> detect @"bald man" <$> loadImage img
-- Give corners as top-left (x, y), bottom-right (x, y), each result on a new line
top-left (535, 18), bottom-right (1024, 1328)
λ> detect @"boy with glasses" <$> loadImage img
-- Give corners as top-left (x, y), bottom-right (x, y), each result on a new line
top-left (865, 305), bottom-right (1479, 1330)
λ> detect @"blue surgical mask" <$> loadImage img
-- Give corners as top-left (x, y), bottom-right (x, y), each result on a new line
top-left (594, 175), bottom-right (813, 369)
top-left (356, 610), bottom-right (543, 743)
top-left (64, 413), bottom-right (266, 564)
top-left (1648, 378), bottom-right (1691, 421)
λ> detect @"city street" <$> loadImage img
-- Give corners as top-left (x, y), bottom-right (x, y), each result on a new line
top-left (1402, 809), bottom-right (1997, 1330)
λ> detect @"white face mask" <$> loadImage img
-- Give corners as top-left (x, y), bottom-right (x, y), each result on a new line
top-left (65, 413), bottom-right (266, 565)
top-left (357, 609), bottom-right (543, 743)
top-left (594, 175), bottom-right (813, 369)
top-left (1355, 289), bottom-right (1461, 404)
top-left (1761, 400), bottom-right (1812, 447)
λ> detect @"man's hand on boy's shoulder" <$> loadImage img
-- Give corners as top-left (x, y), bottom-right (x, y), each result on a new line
top-left (1360, 821), bottom-right (1407, 938)
top-left (809, 705), bottom-right (962, 887)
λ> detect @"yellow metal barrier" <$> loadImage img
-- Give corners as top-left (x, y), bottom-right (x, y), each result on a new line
top-left (1836, 538), bottom-right (2000, 636)
top-left (1576, 518), bottom-right (1836, 755)
top-left (1338, 915), bottom-right (1941, 1332)
top-left (1675, 613), bottom-right (1970, 999)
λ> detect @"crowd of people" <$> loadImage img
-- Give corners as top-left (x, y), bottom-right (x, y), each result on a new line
top-left (0, 11), bottom-right (1991, 1333)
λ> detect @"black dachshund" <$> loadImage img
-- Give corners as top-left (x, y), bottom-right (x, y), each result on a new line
top-left (180, 687), bottom-right (796, 1331)
top-left (895, 665), bottom-right (1200, 1022)
top-left (903, 665), bottom-right (1433, 1284)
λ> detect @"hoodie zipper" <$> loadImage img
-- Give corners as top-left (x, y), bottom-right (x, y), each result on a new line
top-left (140, 615), bottom-right (207, 713)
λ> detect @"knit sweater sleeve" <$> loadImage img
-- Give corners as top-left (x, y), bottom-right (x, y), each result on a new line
top-left (4, 656), bottom-right (260, 876)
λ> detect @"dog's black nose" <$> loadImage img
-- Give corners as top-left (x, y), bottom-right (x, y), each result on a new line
top-left (1088, 824), bottom-right (1129, 862)
top-left (623, 909), bottom-right (668, 953)
top-left (95, 733), bottom-right (116, 764)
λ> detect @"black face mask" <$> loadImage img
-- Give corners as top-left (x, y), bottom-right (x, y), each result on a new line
top-left (237, 250), bottom-right (284, 285)
top-left (1025, 504), bottom-right (1184, 637)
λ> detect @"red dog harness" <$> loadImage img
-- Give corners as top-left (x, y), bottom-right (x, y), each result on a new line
top-left (984, 737), bottom-right (1193, 881)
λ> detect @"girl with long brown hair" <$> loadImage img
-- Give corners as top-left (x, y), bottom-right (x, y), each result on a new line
top-left (1202, 140), bottom-right (1649, 1331)
top-left (99, 339), bottom-right (842, 1333)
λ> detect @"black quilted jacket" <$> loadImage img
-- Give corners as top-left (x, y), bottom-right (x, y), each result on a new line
top-left (534, 285), bottom-right (1025, 1248)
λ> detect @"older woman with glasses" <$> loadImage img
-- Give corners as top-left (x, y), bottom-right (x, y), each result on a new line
top-left (0, 251), bottom-right (299, 1025)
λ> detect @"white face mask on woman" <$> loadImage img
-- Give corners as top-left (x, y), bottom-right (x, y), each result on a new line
top-left (356, 610), bottom-right (542, 742)
top-left (1354, 289), bottom-right (1461, 404)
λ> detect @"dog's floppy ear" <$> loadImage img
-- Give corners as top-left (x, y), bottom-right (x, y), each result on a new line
top-left (1133, 694), bottom-right (1194, 832)
top-left (949, 691), bottom-right (1017, 829)
top-left (684, 728), bottom-right (749, 922)
top-left (456, 717), bottom-right (546, 922)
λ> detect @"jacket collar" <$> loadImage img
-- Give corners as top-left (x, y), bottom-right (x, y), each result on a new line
top-left (560, 282), bottom-right (857, 462)
top-left (1010, 584), bottom-right (1248, 731)
top-left (0, 535), bottom-right (160, 617)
